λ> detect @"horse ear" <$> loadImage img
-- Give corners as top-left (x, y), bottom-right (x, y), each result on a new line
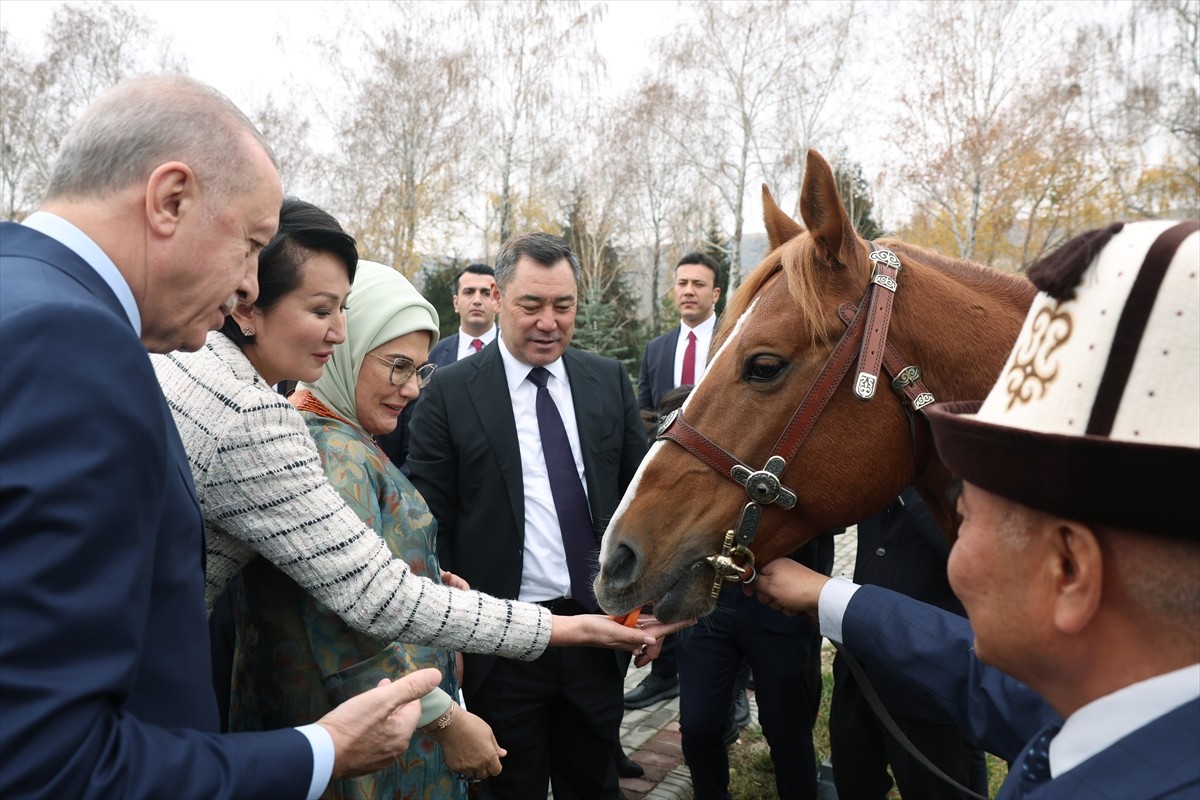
top-left (762, 184), bottom-right (804, 250)
top-left (798, 150), bottom-right (864, 270)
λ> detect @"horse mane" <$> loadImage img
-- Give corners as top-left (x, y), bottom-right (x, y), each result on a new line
top-left (717, 234), bottom-right (1035, 347)
top-left (882, 238), bottom-right (1036, 307)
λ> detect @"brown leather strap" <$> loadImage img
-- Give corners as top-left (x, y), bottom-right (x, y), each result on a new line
top-left (658, 293), bottom-right (872, 495)
top-left (657, 409), bottom-right (744, 481)
top-left (853, 248), bottom-right (903, 400)
top-left (770, 293), bottom-right (872, 465)
top-left (837, 304), bottom-right (935, 413)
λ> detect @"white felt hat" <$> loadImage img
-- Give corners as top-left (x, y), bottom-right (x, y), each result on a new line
top-left (927, 219), bottom-right (1199, 536)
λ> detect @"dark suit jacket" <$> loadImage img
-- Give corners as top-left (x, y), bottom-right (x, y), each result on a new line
top-left (843, 584), bottom-right (1061, 765)
top-left (0, 222), bottom-right (310, 798)
top-left (377, 331), bottom-right (476, 472)
top-left (407, 341), bottom-right (647, 695)
top-left (637, 326), bottom-right (681, 412)
top-left (428, 332), bottom-right (460, 368)
top-left (853, 488), bottom-right (962, 611)
top-left (1004, 702), bottom-right (1200, 799)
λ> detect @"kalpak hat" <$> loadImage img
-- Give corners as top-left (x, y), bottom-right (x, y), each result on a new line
top-left (926, 219), bottom-right (1199, 536)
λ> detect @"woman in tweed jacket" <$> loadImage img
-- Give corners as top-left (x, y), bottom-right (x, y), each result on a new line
top-left (152, 201), bottom-right (661, 772)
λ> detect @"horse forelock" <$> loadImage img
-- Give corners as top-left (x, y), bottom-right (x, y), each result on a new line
top-left (720, 234), bottom-right (877, 351)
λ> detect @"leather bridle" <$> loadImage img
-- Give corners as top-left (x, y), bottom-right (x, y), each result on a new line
top-left (654, 245), bottom-right (936, 597)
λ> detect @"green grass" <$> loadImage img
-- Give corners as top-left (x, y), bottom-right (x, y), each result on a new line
top-left (726, 646), bottom-right (1009, 799)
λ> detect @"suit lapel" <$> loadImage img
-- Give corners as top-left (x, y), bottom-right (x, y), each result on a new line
top-left (1018, 698), bottom-right (1200, 799)
top-left (658, 327), bottom-right (680, 400)
top-left (467, 348), bottom-right (525, 531)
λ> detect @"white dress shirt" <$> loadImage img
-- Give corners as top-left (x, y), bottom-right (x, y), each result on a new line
top-left (456, 325), bottom-right (497, 361)
top-left (497, 337), bottom-right (589, 603)
top-left (673, 313), bottom-right (717, 387)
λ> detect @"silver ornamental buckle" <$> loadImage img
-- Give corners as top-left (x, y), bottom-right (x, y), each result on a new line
top-left (855, 371), bottom-right (877, 400)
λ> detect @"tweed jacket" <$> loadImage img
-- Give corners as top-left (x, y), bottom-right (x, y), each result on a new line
top-left (153, 331), bottom-right (551, 658)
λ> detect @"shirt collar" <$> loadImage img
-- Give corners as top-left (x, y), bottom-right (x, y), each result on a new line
top-left (498, 335), bottom-right (567, 395)
top-left (459, 325), bottom-right (497, 344)
top-left (682, 313), bottom-right (717, 338)
top-left (22, 211), bottom-right (142, 334)
top-left (1050, 662), bottom-right (1200, 777)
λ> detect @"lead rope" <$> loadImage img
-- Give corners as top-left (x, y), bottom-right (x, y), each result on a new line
top-left (835, 643), bottom-right (988, 800)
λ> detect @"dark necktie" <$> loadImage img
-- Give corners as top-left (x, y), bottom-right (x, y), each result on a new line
top-left (1017, 723), bottom-right (1060, 794)
top-left (681, 330), bottom-right (697, 385)
top-left (470, 338), bottom-right (484, 353)
top-left (527, 367), bottom-right (598, 611)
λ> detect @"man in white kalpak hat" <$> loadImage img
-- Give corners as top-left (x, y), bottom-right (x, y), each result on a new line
top-left (747, 219), bottom-right (1199, 799)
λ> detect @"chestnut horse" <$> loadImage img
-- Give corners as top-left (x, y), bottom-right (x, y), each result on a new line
top-left (595, 150), bottom-right (1037, 623)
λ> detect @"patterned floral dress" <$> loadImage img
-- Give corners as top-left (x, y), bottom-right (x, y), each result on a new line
top-left (229, 396), bottom-right (462, 800)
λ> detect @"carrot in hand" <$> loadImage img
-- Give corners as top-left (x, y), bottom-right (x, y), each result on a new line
top-left (609, 608), bottom-right (642, 627)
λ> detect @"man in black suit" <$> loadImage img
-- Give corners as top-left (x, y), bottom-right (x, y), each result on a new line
top-left (636, 251), bottom-right (721, 412)
top-left (429, 262), bottom-right (500, 367)
top-left (408, 233), bottom-right (647, 800)
top-left (626, 251), bottom-right (722, 710)
top-left (379, 263), bottom-right (498, 471)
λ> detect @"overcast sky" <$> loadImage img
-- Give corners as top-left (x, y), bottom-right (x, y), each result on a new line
top-left (1, 0), bottom-right (678, 114)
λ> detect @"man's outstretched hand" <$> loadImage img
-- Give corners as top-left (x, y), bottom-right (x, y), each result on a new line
top-left (318, 668), bottom-right (441, 778)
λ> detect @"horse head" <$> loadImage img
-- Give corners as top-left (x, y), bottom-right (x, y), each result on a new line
top-left (595, 149), bottom-right (1036, 622)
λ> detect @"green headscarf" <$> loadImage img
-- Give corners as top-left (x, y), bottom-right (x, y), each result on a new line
top-left (305, 260), bottom-right (440, 426)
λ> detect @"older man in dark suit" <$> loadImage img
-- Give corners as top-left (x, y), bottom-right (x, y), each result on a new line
top-left (0, 75), bottom-right (437, 800)
top-left (408, 232), bottom-right (647, 800)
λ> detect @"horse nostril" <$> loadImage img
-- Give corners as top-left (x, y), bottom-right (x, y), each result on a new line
top-left (603, 541), bottom-right (642, 589)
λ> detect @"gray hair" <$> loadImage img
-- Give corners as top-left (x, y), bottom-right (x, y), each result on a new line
top-left (1106, 527), bottom-right (1200, 637)
top-left (493, 232), bottom-right (581, 292)
top-left (44, 74), bottom-right (277, 206)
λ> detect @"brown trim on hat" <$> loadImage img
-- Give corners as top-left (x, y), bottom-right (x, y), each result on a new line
top-left (928, 400), bottom-right (1199, 537)
top-left (1088, 221), bottom-right (1200, 437)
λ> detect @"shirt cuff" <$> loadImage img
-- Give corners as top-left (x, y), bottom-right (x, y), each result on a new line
top-left (418, 687), bottom-right (454, 728)
top-left (818, 576), bottom-right (860, 644)
top-left (296, 724), bottom-right (334, 800)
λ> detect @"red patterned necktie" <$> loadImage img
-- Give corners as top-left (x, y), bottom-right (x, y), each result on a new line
top-left (681, 331), bottom-right (697, 385)
top-left (470, 338), bottom-right (484, 353)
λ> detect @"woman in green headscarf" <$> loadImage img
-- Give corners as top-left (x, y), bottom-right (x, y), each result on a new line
top-left (230, 261), bottom-right (485, 800)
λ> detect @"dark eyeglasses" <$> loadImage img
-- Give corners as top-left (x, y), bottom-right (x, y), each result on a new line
top-left (366, 354), bottom-right (437, 388)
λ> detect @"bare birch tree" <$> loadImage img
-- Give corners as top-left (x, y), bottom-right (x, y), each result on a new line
top-left (1, 2), bottom-right (179, 219)
top-left (324, 2), bottom-right (480, 276)
top-left (465, 0), bottom-right (604, 251)
top-left (1075, 0), bottom-right (1199, 219)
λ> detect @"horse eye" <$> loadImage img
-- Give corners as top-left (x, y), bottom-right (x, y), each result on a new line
top-left (744, 356), bottom-right (786, 383)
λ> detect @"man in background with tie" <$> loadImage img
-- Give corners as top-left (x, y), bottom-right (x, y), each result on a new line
top-left (379, 263), bottom-right (498, 472)
top-left (430, 263), bottom-right (500, 368)
top-left (636, 252), bottom-right (721, 414)
top-left (408, 232), bottom-right (647, 799)
top-left (625, 252), bottom-right (722, 711)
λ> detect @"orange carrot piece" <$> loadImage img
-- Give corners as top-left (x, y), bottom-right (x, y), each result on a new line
top-left (609, 608), bottom-right (642, 627)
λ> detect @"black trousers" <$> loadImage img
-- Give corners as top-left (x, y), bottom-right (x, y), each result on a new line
top-left (676, 586), bottom-right (822, 800)
top-left (470, 643), bottom-right (623, 800)
top-left (830, 662), bottom-right (987, 800)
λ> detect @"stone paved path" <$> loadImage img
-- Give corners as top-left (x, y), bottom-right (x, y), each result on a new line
top-left (608, 526), bottom-right (858, 800)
